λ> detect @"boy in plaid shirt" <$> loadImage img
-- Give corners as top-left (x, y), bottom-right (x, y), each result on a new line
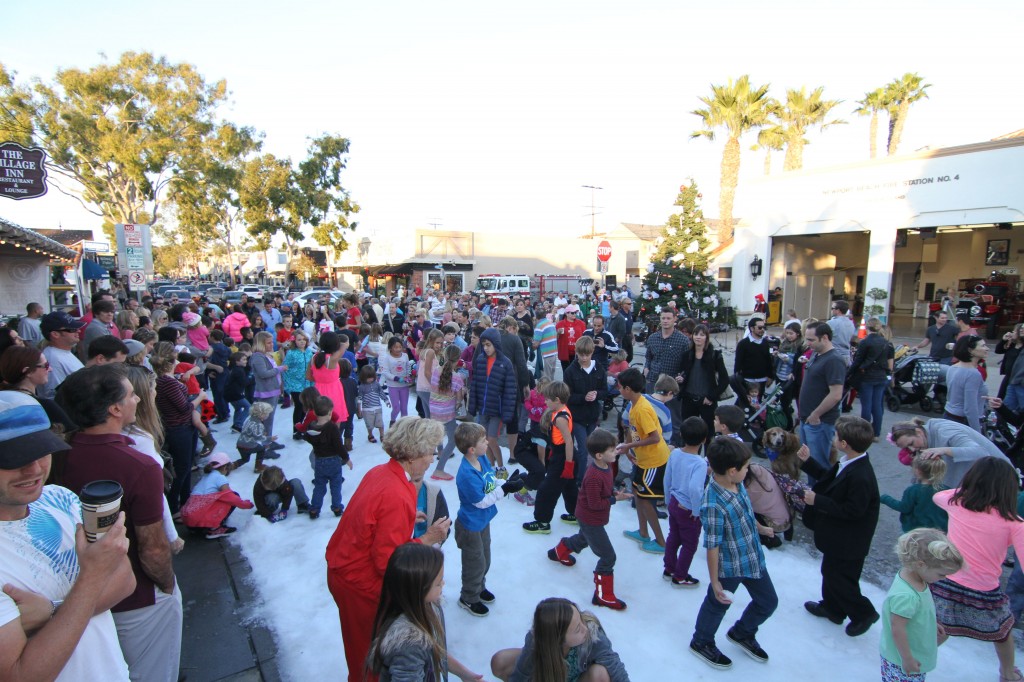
top-left (690, 437), bottom-right (778, 670)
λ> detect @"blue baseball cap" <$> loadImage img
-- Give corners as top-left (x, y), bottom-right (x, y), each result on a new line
top-left (40, 311), bottom-right (87, 338)
top-left (0, 391), bottom-right (70, 469)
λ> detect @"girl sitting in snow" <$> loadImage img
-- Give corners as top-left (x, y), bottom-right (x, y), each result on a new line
top-left (490, 597), bottom-right (630, 681)
top-left (181, 452), bottom-right (254, 539)
top-left (366, 543), bottom-right (482, 681)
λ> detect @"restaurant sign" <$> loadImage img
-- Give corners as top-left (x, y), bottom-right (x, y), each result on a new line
top-left (0, 142), bottom-right (48, 200)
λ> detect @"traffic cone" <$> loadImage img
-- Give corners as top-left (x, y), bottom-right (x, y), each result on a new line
top-left (858, 318), bottom-right (867, 339)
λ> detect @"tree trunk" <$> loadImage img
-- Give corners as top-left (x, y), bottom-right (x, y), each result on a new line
top-left (888, 102), bottom-right (910, 156)
top-left (868, 112), bottom-right (878, 159)
top-left (718, 136), bottom-right (741, 243)
top-left (783, 138), bottom-right (804, 171)
top-left (763, 150), bottom-right (771, 175)
top-left (886, 112), bottom-right (897, 155)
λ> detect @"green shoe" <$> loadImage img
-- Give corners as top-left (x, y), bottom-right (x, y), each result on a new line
top-left (641, 538), bottom-right (665, 554)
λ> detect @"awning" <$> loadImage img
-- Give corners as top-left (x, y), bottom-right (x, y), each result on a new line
top-left (81, 258), bottom-right (109, 280)
top-left (0, 217), bottom-right (79, 260)
top-left (372, 263), bottom-right (415, 277)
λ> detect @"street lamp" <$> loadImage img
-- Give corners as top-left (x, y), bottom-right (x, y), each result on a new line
top-left (749, 255), bottom-right (763, 280)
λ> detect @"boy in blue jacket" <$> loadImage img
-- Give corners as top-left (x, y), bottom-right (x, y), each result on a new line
top-left (454, 421), bottom-right (524, 617)
top-left (468, 327), bottom-right (520, 478)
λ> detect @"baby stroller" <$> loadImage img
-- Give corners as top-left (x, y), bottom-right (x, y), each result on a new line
top-left (738, 379), bottom-right (791, 457)
top-left (885, 347), bottom-right (943, 413)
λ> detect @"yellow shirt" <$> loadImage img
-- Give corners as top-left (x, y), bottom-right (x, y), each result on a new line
top-left (629, 395), bottom-right (670, 469)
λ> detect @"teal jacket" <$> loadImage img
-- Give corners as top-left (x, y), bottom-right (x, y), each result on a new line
top-left (880, 483), bottom-right (948, 533)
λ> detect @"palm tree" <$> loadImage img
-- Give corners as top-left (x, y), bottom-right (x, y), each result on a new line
top-left (751, 123), bottom-right (785, 175)
top-left (691, 75), bottom-right (772, 242)
top-left (774, 87), bottom-right (845, 171)
top-left (884, 73), bottom-right (930, 155)
top-left (854, 88), bottom-right (886, 159)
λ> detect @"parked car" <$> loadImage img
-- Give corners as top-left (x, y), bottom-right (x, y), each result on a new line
top-left (929, 277), bottom-right (1019, 339)
top-left (162, 288), bottom-right (190, 303)
top-left (204, 287), bottom-right (225, 304)
top-left (239, 285), bottom-right (264, 301)
top-left (292, 290), bottom-right (345, 310)
top-left (222, 290), bottom-right (245, 307)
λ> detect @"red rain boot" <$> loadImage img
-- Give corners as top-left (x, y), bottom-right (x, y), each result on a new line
top-left (547, 540), bottom-right (577, 566)
top-left (592, 572), bottom-right (627, 610)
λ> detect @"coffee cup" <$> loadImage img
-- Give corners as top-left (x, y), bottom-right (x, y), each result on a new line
top-left (80, 480), bottom-right (123, 543)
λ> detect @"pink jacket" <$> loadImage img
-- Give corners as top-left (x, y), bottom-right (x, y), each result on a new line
top-left (221, 312), bottom-right (251, 343)
top-left (181, 489), bottom-right (254, 529)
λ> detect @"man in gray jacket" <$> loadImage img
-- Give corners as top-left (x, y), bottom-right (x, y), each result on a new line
top-left (829, 300), bottom-right (857, 365)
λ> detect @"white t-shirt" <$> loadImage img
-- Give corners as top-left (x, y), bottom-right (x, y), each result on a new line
top-left (0, 486), bottom-right (129, 681)
top-left (122, 429), bottom-right (179, 544)
top-left (42, 346), bottom-right (84, 398)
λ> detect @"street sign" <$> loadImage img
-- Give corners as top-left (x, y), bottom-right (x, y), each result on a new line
top-left (598, 260), bottom-right (609, 274)
top-left (0, 142), bottom-right (48, 201)
top-left (128, 270), bottom-right (146, 286)
top-left (83, 240), bottom-right (110, 252)
top-left (115, 224), bottom-right (154, 299)
top-left (597, 240), bottom-right (612, 262)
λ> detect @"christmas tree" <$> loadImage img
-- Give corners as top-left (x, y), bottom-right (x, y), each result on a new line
top-left (638, 181), bottom-right (731, 326)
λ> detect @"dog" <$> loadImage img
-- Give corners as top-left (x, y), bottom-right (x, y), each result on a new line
top-left (762, 427), bottom-right (802, 480)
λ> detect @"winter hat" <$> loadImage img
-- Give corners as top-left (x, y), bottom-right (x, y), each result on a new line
top-left (206, 452), bottom-right (232, 469)
top-left (183, 312), bottom-right (202, 328)
top-left (123, 339), bottom-right (146, 357)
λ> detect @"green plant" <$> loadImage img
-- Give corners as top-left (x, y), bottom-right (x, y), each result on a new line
top-left (865, 287), bottom-right (889, 317)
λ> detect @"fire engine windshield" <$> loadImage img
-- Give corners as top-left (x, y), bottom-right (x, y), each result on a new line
top-left (477, 277), bottom-right (498, 290)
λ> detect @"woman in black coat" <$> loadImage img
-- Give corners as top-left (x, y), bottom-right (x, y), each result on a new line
top-left (678, 324), bottom-right (729, 442)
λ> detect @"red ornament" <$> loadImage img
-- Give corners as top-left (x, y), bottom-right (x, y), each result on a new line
top-left (688, 283), bottom-right (693, 287)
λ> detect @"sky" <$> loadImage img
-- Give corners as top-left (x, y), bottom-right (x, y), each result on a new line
top-left (2, 0), bottom-right (1022, 249)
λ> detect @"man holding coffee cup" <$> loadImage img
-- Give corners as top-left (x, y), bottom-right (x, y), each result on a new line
top-left (0, 391), bottom-right (135, 680)
top-left (55, 364), bottom-right (182, 682)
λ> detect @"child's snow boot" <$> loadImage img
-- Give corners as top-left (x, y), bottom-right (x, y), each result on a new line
top-left (547, 540), bottom-right (577, 566)
top-left (344, 436), bottom-right (354, 452)
top-left (592, 572), bottom-right (626, 610)
top-left (199, 431), bottom-right (217, 457)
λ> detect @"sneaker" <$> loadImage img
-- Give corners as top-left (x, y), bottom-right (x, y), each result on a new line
top-left (641, 539), bottom-right (665, 554)
top-left (430, 471), bottom-right (454, 481)
top-left (514, 491), bottom-right (536, 506)
top-left (231, 425), bottom-right (242, 433)
top-left (672, 575), bottom-right (700, 588)
top-left (689, 640), bottom-right (732, 670)
top-left (205, 526), bottom-right (236, 540)
top-left (292, 432), bottom-right (304, 441)
top-left (560, 513), bottom-right (578, 525)
top-left (332, 506), bottom-right (344, 517)
top-left (662, 569), bottom-right (673, 582)
top-left (479, 588), bottom-right (495, 604)
top-left (458, 598), bottom-right (489, 617)
top-left (522, 521), bottom-right (551, 534)
top-left (296, 503), bottom-right (310, 515)
top-left (656, 508), bottom-right (668, 520)
top-left (726, 627), bottom-right (768, 663)
top-left (622, 530), bottom-right (647, 544)
top-left (309, 510), bottom-right (320, 520)
top-left (264, 450), bottom-right (281, 460)
top-left (495, 467), bottom-right (509, 480)
top-left (268, 442), bottom-right (286, 451)
top-left (213, 417), bottom-right (229, 424)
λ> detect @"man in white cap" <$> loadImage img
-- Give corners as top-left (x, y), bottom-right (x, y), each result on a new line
top-left (0, 391), bottom-right (134, 681)
top-left (555, 304), bottom-right (587, 372)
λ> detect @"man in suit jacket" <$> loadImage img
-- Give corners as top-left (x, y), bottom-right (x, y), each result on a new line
top-left (797, 415), bottom-right (881, 637)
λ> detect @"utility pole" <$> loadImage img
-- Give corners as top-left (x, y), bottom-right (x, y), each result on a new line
top-left (582, 185), bottom-right (603, 239)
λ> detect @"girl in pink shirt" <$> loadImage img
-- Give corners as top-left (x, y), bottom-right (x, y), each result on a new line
top-left (931, 457), bottom-right (1024, 682)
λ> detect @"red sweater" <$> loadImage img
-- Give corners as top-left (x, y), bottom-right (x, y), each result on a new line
top-left (574, 462), bottom-right (614, 526)
top-left (325, 459), bottom-right (419, 596)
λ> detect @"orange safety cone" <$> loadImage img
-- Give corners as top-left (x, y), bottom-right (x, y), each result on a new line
top-left (857, 318), bottom-right (867, 339)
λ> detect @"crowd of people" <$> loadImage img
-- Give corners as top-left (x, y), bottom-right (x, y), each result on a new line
top-left (1, 283), bottom-right (1023, 681)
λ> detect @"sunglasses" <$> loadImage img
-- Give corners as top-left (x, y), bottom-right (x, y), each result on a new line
top-left (754, 326), bottom-right (765, 330)
top-left (35, 361), bottom-right (50, 370)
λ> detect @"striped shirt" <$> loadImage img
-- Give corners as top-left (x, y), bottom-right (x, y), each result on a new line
top-left (533, 317), bottom-right (558, 359)
top-left (155, 375), bottom-right (193, 427)
top-left (701, 478), bottom-right (766, 579)
top-left (358, 381), bottom-right (385, 411)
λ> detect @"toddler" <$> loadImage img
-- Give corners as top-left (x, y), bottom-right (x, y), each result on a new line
top-left (548, 428), bottom-right (633, 610)
top-left (303, 395), bottom-right (352, 520)
top-left (181, 452), bottom-right (254, 539)
top-left (253, 465), bottom-right (310, 522)
top-left (880, 528), bottom-right (963, 680)
top-left (339, 359), bottom-right (359, 452)
top-left (881, 456), bottom-right (949, 533)
top-left (357, 364), bottom-right (386, 443)
top-left (235, 401), bottom-right (279, 473)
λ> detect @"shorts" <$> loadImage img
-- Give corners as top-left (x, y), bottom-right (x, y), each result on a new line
top-left (632, 462), bottom-right (666, 499)
top-left (477, 415), bottom-right (505, 438)
top-left (362, 409), bottom-right (384, 430)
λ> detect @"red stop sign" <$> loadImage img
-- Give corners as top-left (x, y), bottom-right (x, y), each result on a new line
top-left (597, 240), bottom-right (612, 262)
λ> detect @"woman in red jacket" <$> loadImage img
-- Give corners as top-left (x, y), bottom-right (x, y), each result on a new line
top-left (326, 416), bottom-right (451, 681)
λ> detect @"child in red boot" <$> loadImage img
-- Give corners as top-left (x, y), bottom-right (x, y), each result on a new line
top-left (548, 428), bottom-right (633, 610)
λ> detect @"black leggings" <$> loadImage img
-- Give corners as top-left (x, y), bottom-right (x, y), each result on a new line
top-left (533, 450), bottom-right (578, 524)
top-left (290, 392), bottom-right (305, 432)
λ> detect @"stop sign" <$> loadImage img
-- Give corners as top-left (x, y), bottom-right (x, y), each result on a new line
top-left (597, 240), bottom-right (612, 262)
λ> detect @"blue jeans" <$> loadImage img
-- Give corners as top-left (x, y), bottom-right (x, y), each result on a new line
top-left (311, 456), bottom-right (344, 514)
top-left (800, 421), bottom-right (836, 486)
top-left (1006, 384), bottom-right (1024, 414)
top-left (693, 572), bottom-right (778, 645)
top-left (858, 381), bottom-right (887, 438)
top-left (231, 399), bottom-right (251, 430)
top-left (210, 371), bottom-right (228, 420)
top-left (164, 423), bottom-right (197, 514)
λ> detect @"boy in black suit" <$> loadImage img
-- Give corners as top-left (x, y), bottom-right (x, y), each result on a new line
top-left (797, 415), bottom-right (880, 637)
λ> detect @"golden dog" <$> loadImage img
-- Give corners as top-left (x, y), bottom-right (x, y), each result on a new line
top-left (762, 427), bottom-right (802, 480)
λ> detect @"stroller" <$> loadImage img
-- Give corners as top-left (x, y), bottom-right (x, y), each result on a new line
top-left (885, 347), bottom-right (944, 413)
top-left (738, 379), bottom-right (791, 457)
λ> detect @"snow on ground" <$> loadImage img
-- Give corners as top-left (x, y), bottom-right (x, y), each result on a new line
top-left (215, 400), bottom-right (995, 681)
